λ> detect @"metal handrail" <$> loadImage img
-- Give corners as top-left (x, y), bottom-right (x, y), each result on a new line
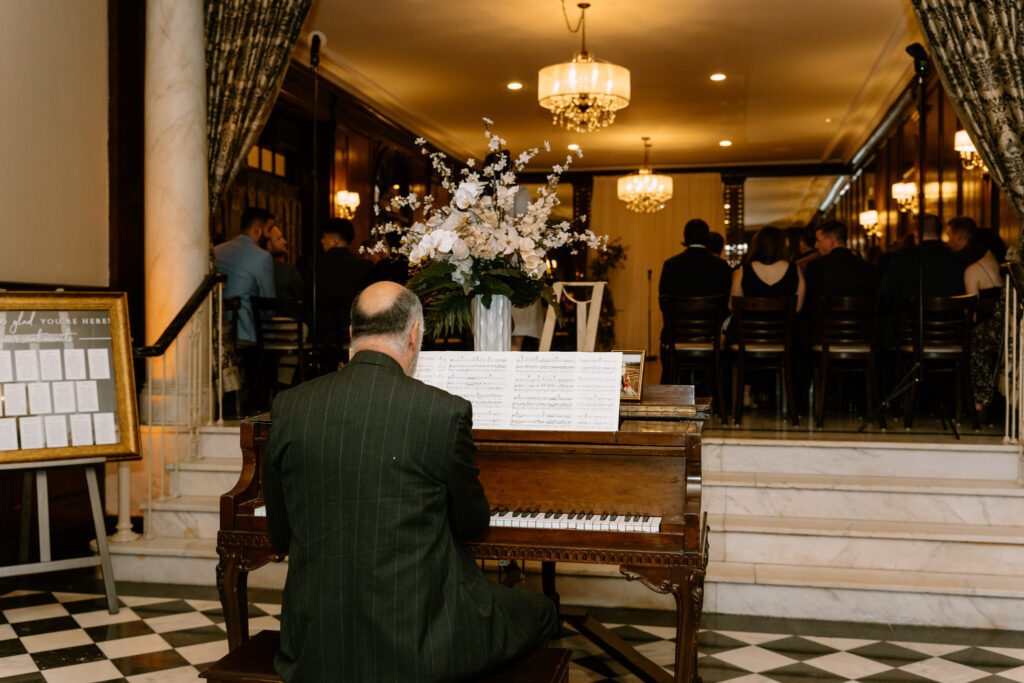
top-left (134, 272), bottom-right (226, 357)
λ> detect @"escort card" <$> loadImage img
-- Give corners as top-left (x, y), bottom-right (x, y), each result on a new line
top-left (3, 383), bottom-right (27, 416)
top-left (69, 414), bottom-right (94, 447)
top-left (63, 349), bottom-right (87, 380)
top-left (93, 412), bottom-right (117, 445)
top-left (51, 381), bottom-right (76, 413)
top-left (75, 381), bottom-right (99, 412)
top-left (414, 351), bottom-right (622, 431)
top-left (0, 351), bottom-right (12, 383)
top-left (0, 418), bottom-right (17, 451)
top-left (28, 383), bottom-right (52, 414)
top-left (19, 416), bottom-right (44, 449)
top-left (39, 349), bottom-right (63, 381)
top-left (15, 350), bottom-right (38, 382)
top-left (44, 414), bottom-right (68, 448)
top-left (87, 348), bottom-right (111, 380)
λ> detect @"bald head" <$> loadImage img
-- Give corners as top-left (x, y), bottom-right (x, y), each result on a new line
top-left (349, 282), bottom-right (424, 373)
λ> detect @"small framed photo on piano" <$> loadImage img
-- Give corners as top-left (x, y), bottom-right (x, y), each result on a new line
top-left (615, 350), bottom-right (645, 402)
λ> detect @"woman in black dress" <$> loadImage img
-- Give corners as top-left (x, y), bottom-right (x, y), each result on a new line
top-left (730, 225), bottom-right (805, 311)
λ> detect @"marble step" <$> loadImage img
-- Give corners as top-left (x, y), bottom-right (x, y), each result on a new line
top-left (104, 537), bottom-right (288, 589)
top-left (703, 438), bottom-right (1019, 480)
top-left (197, 423), bottom-right (245, 459)
top-left (168, 457), bottom-right (243, 497)
top-left (142, 495), bottom-right (220, 540)
top-left (705, 561), bottom-right (1024, 629)
top-left (708, 514), bottom-right (1024, 576)
top-left (704, 471), bottom-right (1024, 526)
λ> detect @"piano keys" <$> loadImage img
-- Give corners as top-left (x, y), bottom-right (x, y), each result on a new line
top-left (215, 386), bottom-right (709, 683)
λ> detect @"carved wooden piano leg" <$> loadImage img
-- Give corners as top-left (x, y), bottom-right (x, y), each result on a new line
top-left (670, 566), bottom-right (705, 683)
top-left (216, 543), bottom-right (250, 651)
top-left (541, 561), bottom-right (560, 612)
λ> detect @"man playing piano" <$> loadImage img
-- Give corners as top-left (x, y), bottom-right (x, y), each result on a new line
top-left (263, 281), bottom-right (557, 682)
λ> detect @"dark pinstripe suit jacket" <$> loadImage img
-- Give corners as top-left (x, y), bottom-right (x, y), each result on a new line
top-left (264, 350), bottom-right (554, 682)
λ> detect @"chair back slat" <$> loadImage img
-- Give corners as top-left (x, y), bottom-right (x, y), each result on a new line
top-left (732, 296), bottom-right (795, 346)
top-left (252, 297), bottom-right (306, 350)
top-left (659, 295), bottom-right (729, 345)
top-left (811, 296), bottom-right (876, 347)
top-left (896, 296), bottom-right (975, 349)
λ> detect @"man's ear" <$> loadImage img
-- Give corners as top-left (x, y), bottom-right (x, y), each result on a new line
top-left (409, 320), bottom-right (421, 348)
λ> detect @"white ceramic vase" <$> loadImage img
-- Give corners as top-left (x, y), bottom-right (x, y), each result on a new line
top-left (472, 294), bottom-right (512, 351)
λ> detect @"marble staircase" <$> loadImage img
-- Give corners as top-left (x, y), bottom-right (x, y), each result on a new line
top-left (105, 425), bottom-right (1024, 629)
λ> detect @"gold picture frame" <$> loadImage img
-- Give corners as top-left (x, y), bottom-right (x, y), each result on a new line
top-left (614, 349), bottom-right (645, 402)
top-left (0, 292), bottom-right (140, 464)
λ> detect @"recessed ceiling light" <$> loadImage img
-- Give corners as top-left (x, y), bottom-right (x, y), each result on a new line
top-left (506, 81), bottom-right (523, 90)
top-left (719, 140), bottom-right (733, 147)
top-left (710, 73), bottom-right (727, 82)
top-left (825, 117), bottom-right (833, 123)
top-left (567, 143), bottom-right (580, 151)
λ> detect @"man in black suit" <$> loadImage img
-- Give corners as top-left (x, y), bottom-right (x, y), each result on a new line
top-left (315, 218), bottom-right (373, 353)
top-left (878, 214), bottom-right (965, 300)
top-left (264, 281), bottom-right (557, 682)
top-left (659, 218), bottom-right (732, 298)
top-left (804, 220), bottom-right (877, 298)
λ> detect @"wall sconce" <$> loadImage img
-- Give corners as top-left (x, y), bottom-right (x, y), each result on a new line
top-left (335, 190), bottom-right (360, 219)
top-left (954, 129), bottom-right (986, 171)
top-left (891, 182), bottom-right (918, 214)
top-left (859, 208), bottom-right (882, 238)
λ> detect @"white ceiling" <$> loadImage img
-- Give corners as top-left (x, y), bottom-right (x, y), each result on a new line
top-left (296, 0), bottom-right (921, 222)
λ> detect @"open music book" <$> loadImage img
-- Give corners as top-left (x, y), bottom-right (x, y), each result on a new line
top-left (414, 351), bottom-right (622, 431)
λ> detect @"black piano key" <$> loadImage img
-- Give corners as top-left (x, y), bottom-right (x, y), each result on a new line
top-left (642, 515), bottom-right (650, 522)
top-left (544, 510), bottom-right (554, 518)
top-left (530, 510), bottom-right (540, 518)
top-left (585, 512), bottom-right (594, 520)
top-left (490, 509), bottom-right (499, 516)
top-left (600, 513), bottom-right (609, 520)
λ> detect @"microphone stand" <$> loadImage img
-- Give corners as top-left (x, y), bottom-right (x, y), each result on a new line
top-left (860, 44), bottom-right (958, 438)
top-left (308, 33), bottom-right (324, 375)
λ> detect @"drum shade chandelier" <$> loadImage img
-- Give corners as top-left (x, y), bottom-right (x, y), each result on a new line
top-left (891, 182), bottom-right (918, 214)
top-left (617, 138), bottom-right (673, 213)
top-left (954, 129), bottom-right (986, 171)
top-left (537, 2), bottom-right (630, 133)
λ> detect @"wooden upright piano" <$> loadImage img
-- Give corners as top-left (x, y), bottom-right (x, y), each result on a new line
top-left (216, 386), bottom-right (709, 683)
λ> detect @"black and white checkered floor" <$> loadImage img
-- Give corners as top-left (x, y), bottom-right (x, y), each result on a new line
top-left (2, 587), bottom-right (1023, 682)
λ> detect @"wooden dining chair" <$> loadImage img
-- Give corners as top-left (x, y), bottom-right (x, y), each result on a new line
top-left (730, 296), bottom-right (797, 426)
top-left (896, 295), bottom-right (978, 429)
top-left (659, 295), bottom-right (730, 420)
top-left (809, 296), bottom-right (880, 428)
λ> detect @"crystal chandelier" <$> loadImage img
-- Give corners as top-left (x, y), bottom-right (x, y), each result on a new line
top-left (537, 2), bottom-right (630, 133)
top-left (617, 138), bottom-right (673, 213)
top-left (859, 208), bottom-right (882, 238)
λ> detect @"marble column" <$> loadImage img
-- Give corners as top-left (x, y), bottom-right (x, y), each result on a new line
top-left (144, 0), bottom-right (208, 346)
top-left (111, 0), bottom-right (209, 536)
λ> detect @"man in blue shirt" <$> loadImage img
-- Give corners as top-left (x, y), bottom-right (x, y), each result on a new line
top-left (215, 207), bottom-right (276, 343)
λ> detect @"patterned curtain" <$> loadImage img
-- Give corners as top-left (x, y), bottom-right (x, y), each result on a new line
top-left (910, 0), bottom-right (1024, 253)
top-left (205, 0), bottom-right (311, 213)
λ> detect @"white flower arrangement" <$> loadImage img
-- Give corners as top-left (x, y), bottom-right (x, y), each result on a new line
top-left (366, 119), bottom-right (607, 337)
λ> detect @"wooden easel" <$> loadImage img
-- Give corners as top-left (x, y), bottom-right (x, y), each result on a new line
top-left (539, 282), bottom-right (606, 352)
top-left (1, 457), bottom-right (119, 613)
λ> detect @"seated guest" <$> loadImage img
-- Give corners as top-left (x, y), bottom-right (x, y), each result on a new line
top-left (316, 218), bottom-right (373, 347)
top-left (963, 227), bottom-right (1005, 299)
top-left (708, 232), bottom-right (726, 260)
top-left (804, 220), bottom-right (877, 298)
top-left (878, 214), bottom-right (965, 300)
top-left (215, 206), bottom-right (276, 343)
top-left (731, 225), bottom-right (805, 312)
top-left (792, 225), bottom-right (819, 272)
top-left (659, 218), bottom-right (733, 297)
top-left (945, 216), bottom-right (978, 264)
top-left (965, 228), bottom-right (1007, 414)
top-left (264, 282), bottom-right (557, 682)
top-left (261, 223), bottom-right (304, 300)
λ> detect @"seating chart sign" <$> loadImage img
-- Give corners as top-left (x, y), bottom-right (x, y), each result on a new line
top-left (414, 351), bottom-right (621, 431)
top-left (0, 293), bottom-right (140, 464)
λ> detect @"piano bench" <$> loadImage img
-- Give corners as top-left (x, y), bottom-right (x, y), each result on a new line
top-left (475, 647), bottom-right (571, 682)
top-left (199, 630), bottom-right (570, 683)
top-left (199, 630), bottom-right (282, 683)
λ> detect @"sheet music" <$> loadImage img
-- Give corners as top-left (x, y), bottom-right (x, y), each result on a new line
top-left (414, 351), bottom-right (621, 431)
